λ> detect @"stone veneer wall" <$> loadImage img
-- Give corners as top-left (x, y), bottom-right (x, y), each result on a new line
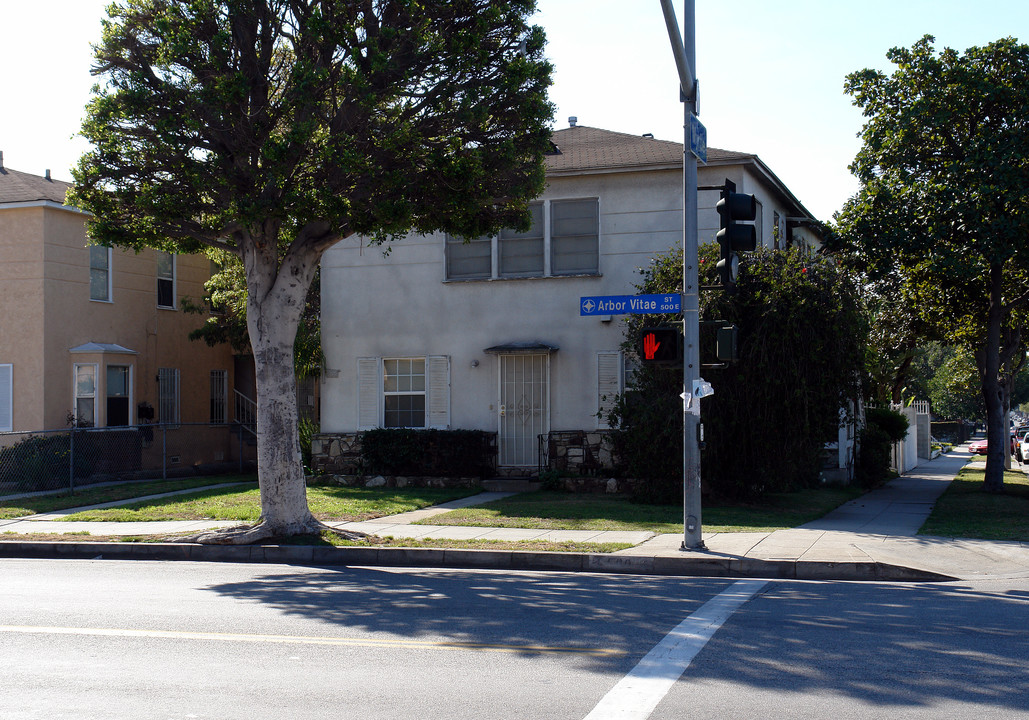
top-left (542, 430), bottom-right (615, 475)
top-left (311, 432), bottom-right (364, 476)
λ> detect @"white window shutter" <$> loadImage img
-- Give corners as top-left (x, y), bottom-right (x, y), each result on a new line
top-left (0, 364), bottom-right (12, 431)
top-left (357, 358), bottom-right (380, 430)
top-left (427, 356), bottom-right (450, 429)
top-left (597, 352), bottom-right (622, 429)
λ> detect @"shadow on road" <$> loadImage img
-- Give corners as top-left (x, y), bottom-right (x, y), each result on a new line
top-left (202, 566), bottom-right (1029, 713)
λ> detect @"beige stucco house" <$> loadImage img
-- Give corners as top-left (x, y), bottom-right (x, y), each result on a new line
top-left (0, 155), bottom-right (237, 434)
top-left (316, 124), bottom-right (835, 475)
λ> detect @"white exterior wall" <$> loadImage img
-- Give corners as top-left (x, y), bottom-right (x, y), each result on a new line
top-left (321, 167), bottom-right (683, 441)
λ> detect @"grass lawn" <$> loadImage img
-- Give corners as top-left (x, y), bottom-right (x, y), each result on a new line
top-left (416, 486), bottom-right (865, 534)
top-left (0, 476), bottom-right (258, 520)
top-left (55, 483), bottom-right (481, 523)
top-left (920, 467), bottom-right (1029, 541)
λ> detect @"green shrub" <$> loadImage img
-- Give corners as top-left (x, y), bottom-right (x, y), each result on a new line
top-left (856, 423), bottom-right (893, 486)
top-left (855, 407), bottom-right (908, 486)
top-left (299, 417), bottom-right (317, 474)
top-left (866, 406), bottom-right (909, 442)
top-left (607, 372), bottom-right (683, 504)
top-left (359, 429), bottom-right (496, 478)
top-left (609, 245), bottom-right (867, 502)
top-left (0, 434), bottom-right (92, 491)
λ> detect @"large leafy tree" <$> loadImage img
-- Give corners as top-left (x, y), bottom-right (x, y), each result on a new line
top-left (835, 36), bottom-right (1029, 492)
top-left (71, 0), bottom-right (553, 541)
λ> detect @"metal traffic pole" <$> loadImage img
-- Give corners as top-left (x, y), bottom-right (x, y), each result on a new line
top-left (658, 0), bottom-right (704, 550)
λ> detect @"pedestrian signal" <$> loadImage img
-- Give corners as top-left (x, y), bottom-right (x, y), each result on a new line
top-left (639, 326), bottom-right (682, 366)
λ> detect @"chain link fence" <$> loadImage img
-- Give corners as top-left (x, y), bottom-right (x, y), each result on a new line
top-left (0, 423), bottom-right (257, 495)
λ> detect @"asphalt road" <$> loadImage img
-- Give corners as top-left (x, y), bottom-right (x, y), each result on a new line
top-left (2, 560), bottom-right (1028, 720)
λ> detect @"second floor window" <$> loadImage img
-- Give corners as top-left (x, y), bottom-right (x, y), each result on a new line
top-left (89, 245), bottom-right (112, 302)
top-left (157, 251), bottom-right (176, 308)
top-left (445, 198), bottom-right (599, 281)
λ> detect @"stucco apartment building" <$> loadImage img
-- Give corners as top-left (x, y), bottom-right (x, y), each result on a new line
top-left (0, 155), bottom-right (237, 435)
top-left (316, 124), bottom-right (832, 475)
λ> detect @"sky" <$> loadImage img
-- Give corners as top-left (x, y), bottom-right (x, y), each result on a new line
top-left (1, 0), bottom-right (1027, 221)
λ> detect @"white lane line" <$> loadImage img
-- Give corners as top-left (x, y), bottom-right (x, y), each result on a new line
top-left (583, 579), bottom-right (768, 720)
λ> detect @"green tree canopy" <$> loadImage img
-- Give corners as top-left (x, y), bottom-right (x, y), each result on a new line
top-left (70, 0), bottom-right (553, 541)
top-left (834, 35), bottom-right (1029, 491)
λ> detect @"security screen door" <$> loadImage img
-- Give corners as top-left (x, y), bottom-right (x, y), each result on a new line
top-left (498, 354), bottom-right (549, 467)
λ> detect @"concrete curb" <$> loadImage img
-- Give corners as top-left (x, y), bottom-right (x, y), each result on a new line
top-left (0, 540), bottom-right (958, 582)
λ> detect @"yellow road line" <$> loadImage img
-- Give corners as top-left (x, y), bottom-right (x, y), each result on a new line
top-left (0, 625), bottom-right (624, 657)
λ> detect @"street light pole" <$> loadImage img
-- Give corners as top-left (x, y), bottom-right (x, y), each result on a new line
top-left (658, 0), bottom-right (704, 550)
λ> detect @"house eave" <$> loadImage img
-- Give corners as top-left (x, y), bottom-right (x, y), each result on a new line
top-left (0, 200), bottom-right (90, 216)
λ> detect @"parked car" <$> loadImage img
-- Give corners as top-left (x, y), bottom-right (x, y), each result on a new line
top-left (969, 438), bottom-right (989, 455)
top-left (1019, 433), bottom-right (1029, 464)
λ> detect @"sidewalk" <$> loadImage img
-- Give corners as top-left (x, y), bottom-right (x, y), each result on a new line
top-left (2, 446), bottom-right (1028, 582)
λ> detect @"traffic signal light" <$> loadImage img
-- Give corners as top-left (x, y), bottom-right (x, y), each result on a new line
top-left (639, 326), bottom-right (682, 366)
top-left (715, 179), bottom-right (757, 291)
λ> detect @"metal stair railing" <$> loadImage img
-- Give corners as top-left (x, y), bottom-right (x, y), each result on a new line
top-left (234, 390), bottom-right (257, 440)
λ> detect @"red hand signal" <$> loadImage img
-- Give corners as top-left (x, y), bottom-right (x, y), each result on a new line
top-left (643, 332), bottom-right (661, 360)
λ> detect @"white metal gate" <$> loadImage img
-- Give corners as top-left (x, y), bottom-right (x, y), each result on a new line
top-left (498, 354), bottom-right (549, 467)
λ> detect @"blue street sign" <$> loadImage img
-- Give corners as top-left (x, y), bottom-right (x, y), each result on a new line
top-left (580, 294), bottom-right (682, 316)
top-left (690, 115), bottom-right (707, 164)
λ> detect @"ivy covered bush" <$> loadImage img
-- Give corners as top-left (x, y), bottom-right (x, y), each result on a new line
top-left (608, 244), bottom-right (868, 502)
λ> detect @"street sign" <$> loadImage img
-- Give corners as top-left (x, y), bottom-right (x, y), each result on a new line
top-left (580, 294), bottom-right (681, 316)
top-left (690, 115), bottom-right (707, 164)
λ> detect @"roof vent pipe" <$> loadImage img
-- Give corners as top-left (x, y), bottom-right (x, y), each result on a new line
top-left (45, 169), bottom-right (51, 181)
top-left (0, 151), bottom-right (4, 170)
top-left (568, 116), bottom-right (577, 127)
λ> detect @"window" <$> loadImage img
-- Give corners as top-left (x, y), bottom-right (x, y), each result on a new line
top-left (0, 364), bottom-right (12, 431)
top-left (499, 203), bottom-right (544, 277)
top-left (210, 370), bottom-right (228, 424)
top-left (89, 245), bottom-right (112, 302)
top-left (158, 367), bottom-right (180, 425)
top-left (383, 358), bottom-right (426, 428)
top-left (157, 252), bottom-right (176, 308)
top-left (551, 199), bottom-right (599, 275)
top-left (106, 365), bottom-right (131, 426)
top-left (358, 356), bottom-right (450, 430)
top-left (73, 363), bottom-right (98, 427)
top-left (444, 198), bottom-right (599, 280)
top-left (445, 234), bottom-right (492, 280)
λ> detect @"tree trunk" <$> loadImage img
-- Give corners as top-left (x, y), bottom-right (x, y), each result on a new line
top-left (982, 264), bottom-right (1007, 493)
top-left (243, 236), bottom-right (322, 534)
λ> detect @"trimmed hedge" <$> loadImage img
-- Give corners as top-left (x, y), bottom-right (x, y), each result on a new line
top-left (359, 429), bottom-right (497, 478)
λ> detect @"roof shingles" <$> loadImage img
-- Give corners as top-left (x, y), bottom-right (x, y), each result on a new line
top-left (545, 125), bottom-right (749, 173)
top-left (0, 167), bottom-right (72, 205)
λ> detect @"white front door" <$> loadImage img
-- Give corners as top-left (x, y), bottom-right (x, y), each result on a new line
top-left (498, 354), bottom-right (549, 467)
